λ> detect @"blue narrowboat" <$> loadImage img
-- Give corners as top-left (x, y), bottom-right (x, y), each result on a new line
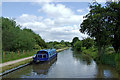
top-left (33, 48), bottom-right (57, 62)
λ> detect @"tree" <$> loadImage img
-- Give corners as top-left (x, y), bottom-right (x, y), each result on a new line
top-left (2, 17), bottom-right (47, 51)
top-left (73, 41), bottom-right (82, 52)
top-left (2, 17), bottom-right (20, 51)
top-left (80, 1), bottom-right (120, 55)
top-left (80, 2), bottom-right (110, 56)
top-left (71, 37), bottom-right (79, 47)
top-left (105, 2), bottom-right (120, 52)
top-left (82, 37), bottom-right (94, 49)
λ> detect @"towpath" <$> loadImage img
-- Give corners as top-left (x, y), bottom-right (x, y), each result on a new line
top-left (0, 56), bottom-right (32, 67)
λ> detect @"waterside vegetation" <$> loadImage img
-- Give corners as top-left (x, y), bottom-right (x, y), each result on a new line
top-left (72, 1), bottom-right (120, 74)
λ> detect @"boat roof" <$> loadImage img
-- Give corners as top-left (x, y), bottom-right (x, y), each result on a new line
top-left (38, 49), bottom-right (56, 53)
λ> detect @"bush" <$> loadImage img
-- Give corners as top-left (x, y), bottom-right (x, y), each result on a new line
top-left (116, 61), bottom-right (120, 74)
top-left (99, 54), bottom-right (116, 66)
top-left (115, 53), bottom-right (120, 73)
top-left (73, 41), bottom-right (82, 51)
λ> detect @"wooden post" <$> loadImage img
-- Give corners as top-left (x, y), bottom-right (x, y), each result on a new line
top-left (18, 50), bottom-right (19, 55)
top-left (3, 51), bottom-right (5, 58)
top-left (23, 50), bottom-right (25, 54)
top-left (3, 51), bottom-right (5, 62)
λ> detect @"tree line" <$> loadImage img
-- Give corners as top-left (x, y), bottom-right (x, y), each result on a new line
top-left (80, 2), bottom-right (120, 55)
top-left (47, 40), bottom-right (71, 49)
top-left (1, 17), bottom-right (71, 52)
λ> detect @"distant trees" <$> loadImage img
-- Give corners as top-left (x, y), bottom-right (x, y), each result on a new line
top-left (80, 2), bottom-right (120, 56)
top-left (71, 37), bottom-right (79, 47)
top-left (71, 37), bottom-right (94, 51)
top-left (47, 40), bottom-right (71, 49)
top-left (2, 17), bottom-right (47, 51)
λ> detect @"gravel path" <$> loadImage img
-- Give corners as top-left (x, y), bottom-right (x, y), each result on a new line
top-left (0, 56), bottom-right (32, 67)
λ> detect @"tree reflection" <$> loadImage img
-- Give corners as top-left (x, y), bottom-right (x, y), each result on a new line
top-left (73, 51), bottom-right (92, 65)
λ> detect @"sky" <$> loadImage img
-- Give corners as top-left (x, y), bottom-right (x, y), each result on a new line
top-left (2, 1), bottom-right (107, 42)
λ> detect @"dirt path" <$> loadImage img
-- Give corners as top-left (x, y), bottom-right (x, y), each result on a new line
top-left (0, 56), bottom-right (32, 67)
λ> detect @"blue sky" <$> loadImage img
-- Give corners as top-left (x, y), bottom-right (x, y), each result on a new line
top-left (3, 2), bottom-right (89, 17)
top-left (2, 2), bottom-right (93, 42)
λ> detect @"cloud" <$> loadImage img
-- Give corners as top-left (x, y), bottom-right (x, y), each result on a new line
top-left (38, 3), bottom-right (84, 25)
top-left (16, 14), bottom-right (43, 24)
top-left (77, 9), bottom-right (84, 13)
top-left (15, 3), bottom-right (88, 42)
top-left (38, 3), bottom-right (74, 18)
top-left (15, 14), bottom-right (87, 42)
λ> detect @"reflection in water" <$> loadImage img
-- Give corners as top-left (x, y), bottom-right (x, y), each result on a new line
top-left (33, 57), bottom-right (57, 75)
top-left (72, 50), bottom-right (120, 78)
top-left (96, 64), bottom-right (119, 78)
top-left (3, 48), bottom-right (120, 78)
top-left (73, 51), bottom-right (92, 65)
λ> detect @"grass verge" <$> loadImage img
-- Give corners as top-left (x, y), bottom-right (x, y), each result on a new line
top-left (0, 58), bottom-right (32, 73)
top-left (2, 50), bottom-right (37, 63)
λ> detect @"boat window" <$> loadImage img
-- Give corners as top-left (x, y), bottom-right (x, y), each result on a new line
top-left (40, 55), bottom-right (42, 58)
top-left (43, 55), bottom-right (46, 58)
top-left (38, 55), bottom-right (42, 58)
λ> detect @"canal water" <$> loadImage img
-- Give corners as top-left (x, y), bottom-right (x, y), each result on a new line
top-left (3, 48), bottom-right (120, 78)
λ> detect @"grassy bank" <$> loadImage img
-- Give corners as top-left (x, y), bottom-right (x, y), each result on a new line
top-left (0, 58), bottom-right (32, 73)
top-left (80, 47), bottom-right (120, 74)
top-left (2, 50), bottom-right (37, 63)
top-left (56, 47), bottom-right (69, 52)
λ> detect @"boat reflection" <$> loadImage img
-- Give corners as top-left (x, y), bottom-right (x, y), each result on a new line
top-left (32, 57), bottom-right (57, 75)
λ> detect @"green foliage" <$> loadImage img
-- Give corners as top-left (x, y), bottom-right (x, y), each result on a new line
top-left (80, 3), bottom-right (109, 55)
top-left (116, 61), bottom-right (120, 74)
top-left (81, 47), bottom-right (97, 59)
top-left (82, 37), bottom-right (94, 49)
top-left (2, 50), bottom-right (37, 63)
top-left (47, 40), bottom-right (71, 49)
top-left (73, 41), bottom-right (82, 52)
top-left (2, 17), bottom-right (47, 51)
top-left (80, 2), bottom-right (120, 55)
top-left (99, 54), bottom-right (116, 66)
top-left (71, 37), bottom-right (79, 47)
top-left (105, 2), bottom-right (120, 52)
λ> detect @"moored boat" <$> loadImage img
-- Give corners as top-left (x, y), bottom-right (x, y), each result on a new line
top-left (33, 48), bottom-right (57, 62)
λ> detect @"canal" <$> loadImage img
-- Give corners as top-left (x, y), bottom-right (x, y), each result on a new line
top-left (3, 48), bottom-right (120, 78)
